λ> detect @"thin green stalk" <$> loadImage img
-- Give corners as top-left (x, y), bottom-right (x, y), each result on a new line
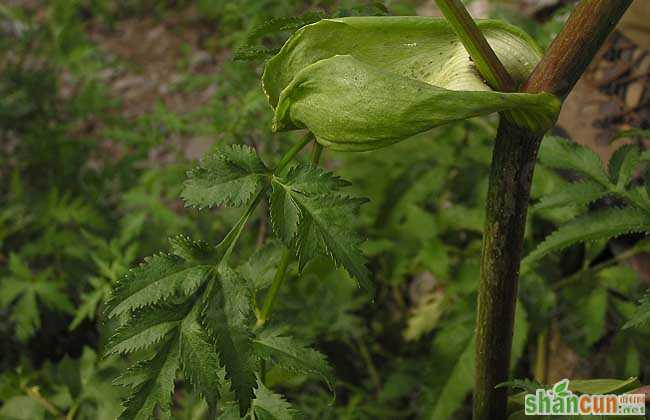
top-left (257, 136), bottom-right (324, 326)
top-left (217, 133), bottom-right (314, 262)
top-left (21, 384), bottom-right (63, 418)
top-left (275, 131), bottom-right (314, 173)
top-left (310, 142), bottom-right (323, 167)
top-left (257, 247), bottom-right (292, 326)
top-left (533, 329), bottom-right (548, 384)
top-left (434, 0), bottom-right (515, 92)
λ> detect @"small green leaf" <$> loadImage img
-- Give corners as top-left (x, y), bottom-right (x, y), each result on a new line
top-left (201, 266), bottom-right (257, 415)
top-left (233, 12), bottom-right (326, 61)
top-left (179, 306), bottom-right (222, 413)
top-left (609, 144), bottom-right (640, 188)
top-left (539, 136), bottom-right (610, 186)
top-left (270, 165), bottom-right (371, 293)
top-left (252, 382), bottom-right (298, 420)
top-left (523, 208), bottom-right (650, 267)
top-left (253, 329), bottom-right (335, 390)
top-left (118, 336), bottom-right (180, 420)
top-left (534, 181), bottom-right (606, 211)
top-left (107, 303), bottom-right (191, 355)
top-left (624, 289), bottom-right (650, 329)
top-left (106, 253), bottom-right (210, 319)
top-left (169, 235), bottom-right (216, 263)
top-left (182, 145), bottom-right (269, 209)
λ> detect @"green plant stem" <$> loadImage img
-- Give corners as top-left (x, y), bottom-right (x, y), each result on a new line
top-left (257, 136), bottom-right (324, 326)
top-left (257, 247), bottom-right (292, 326)
top-left (219, 132), bottom-right (314, 263)
top-left (275, 131), bottom-right (314, 173)
top-left (552, 246), bottom-right (641, 291)
top-left (310, 142), bottom-right (323, 166)
top-left (534, 329), bottom-right (548, 384)
top-left (474, 2), bottom-right (633, 420)
top-left (21, 384), bottom-right (63, 418)
top-left (434, 0), bottom-right (515, 92)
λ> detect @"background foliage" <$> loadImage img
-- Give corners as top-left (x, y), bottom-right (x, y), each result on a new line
top-left (1, 1), bottom-right (648, 419)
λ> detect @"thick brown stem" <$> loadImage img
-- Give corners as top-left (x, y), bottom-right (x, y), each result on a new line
top-left (473, 1), bottom-right (632, 420)
top-left (474, 121), bottom-right (542, 420)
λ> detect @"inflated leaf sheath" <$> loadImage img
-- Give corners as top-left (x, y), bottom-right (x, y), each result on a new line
top-left (263, 17), bottom-right (561, 151)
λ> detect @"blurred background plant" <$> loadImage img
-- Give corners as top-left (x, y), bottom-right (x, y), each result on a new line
top-left (0, 0), bottom-right (648, 419)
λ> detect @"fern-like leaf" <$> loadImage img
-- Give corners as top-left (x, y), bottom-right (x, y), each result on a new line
top-left (253, 329), bottom-right (335, 390)
top-left (623, 290), bottom-right (650, 329)
top-left (117, 336), bottom-right (180, 420)
top-left (201, 266), bottom-right (257, 415)
top-left (533, 180), bottom-right (606, 211)
top-left (106, 253), bottom-right (210, 319)
top-left (169, 235), bottom-right (216, 263)
top-left (181, 144), bottom-right (269, 209)
top-left (539, 136), bottom-right (610, 185)
top-left (608, 144), bottom-right (640, 188)
top-left (179, 306), bottom-right (222, 413)
top-left (252, 382), bottom-right (298, 420)
top-left (233, 12), bottom-right (325, 61)
top-left (270, 165), bottom-right (371, 293)
top-left (523, 208), bottom-right (650, 267)
top-left (107, 302), bottom-right (191, 355)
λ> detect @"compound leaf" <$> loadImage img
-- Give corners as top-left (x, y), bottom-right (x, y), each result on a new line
top-left (107, 302), bottom-right (191, 355)
top-left (201, 266), bottom-right (256, 415)
top-left (624, 290), bottom-right (650, 329)
top-left (253, 330), bottom-right (335, 390)
top-left (182, 145), bottom-right (269, 209)
top-left (538, 136), bottom-right (610, 186)
top-left (270, 165), bottom-right (371, 292)
top-left (118, 336), bottom-right (180, 420)
top-left (609, 144), bottom-right (641, 188)
top-left (534, 180), bottom-right (606, 211)
top-left (179, 306), bottom-right (222, 412)
top-left (106, 253), bottom-right (211, 319)
top-left (252, 382), bottom-right (298, 420)
top-left (523, 208), bottom-right (650, 267)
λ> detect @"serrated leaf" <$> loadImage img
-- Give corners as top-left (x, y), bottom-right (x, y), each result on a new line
top-left (107, 303), bottom-right (191, 355)
top-left (624, 289), bottom-right (650, 329)
top-left (609, 144), bottom-right (640, 187)
top-left (523, 208), bottom-right (650, 267)
top-left (181, 145), bottom-right (269, 209)
top-left (252, 382), bottom-right (298, 420)
top-left (539, 136), bottom-right (610, 185)
top-left (234, 12), bottom-right (325, 61)
top-left (118, 336), bottom-right (180, 420)
top-left (106, 254), bottom-right (211, 319)
top-left (253, 330), bottom-right (335, 390)
top-left (270, 165), bottom-right (372, 293)
top-left (534, 181), bottom-right (606, 211)
top-left (179, 306), bottom-right (222, 412)
top-left (238, 240), bottom-right (285, 290)
top-left (169, 235), bottom-right (216, 263)
top-left (0, 256), bottom-right (73, 341)
top-left (201, 266), bottom-right (256, 415)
